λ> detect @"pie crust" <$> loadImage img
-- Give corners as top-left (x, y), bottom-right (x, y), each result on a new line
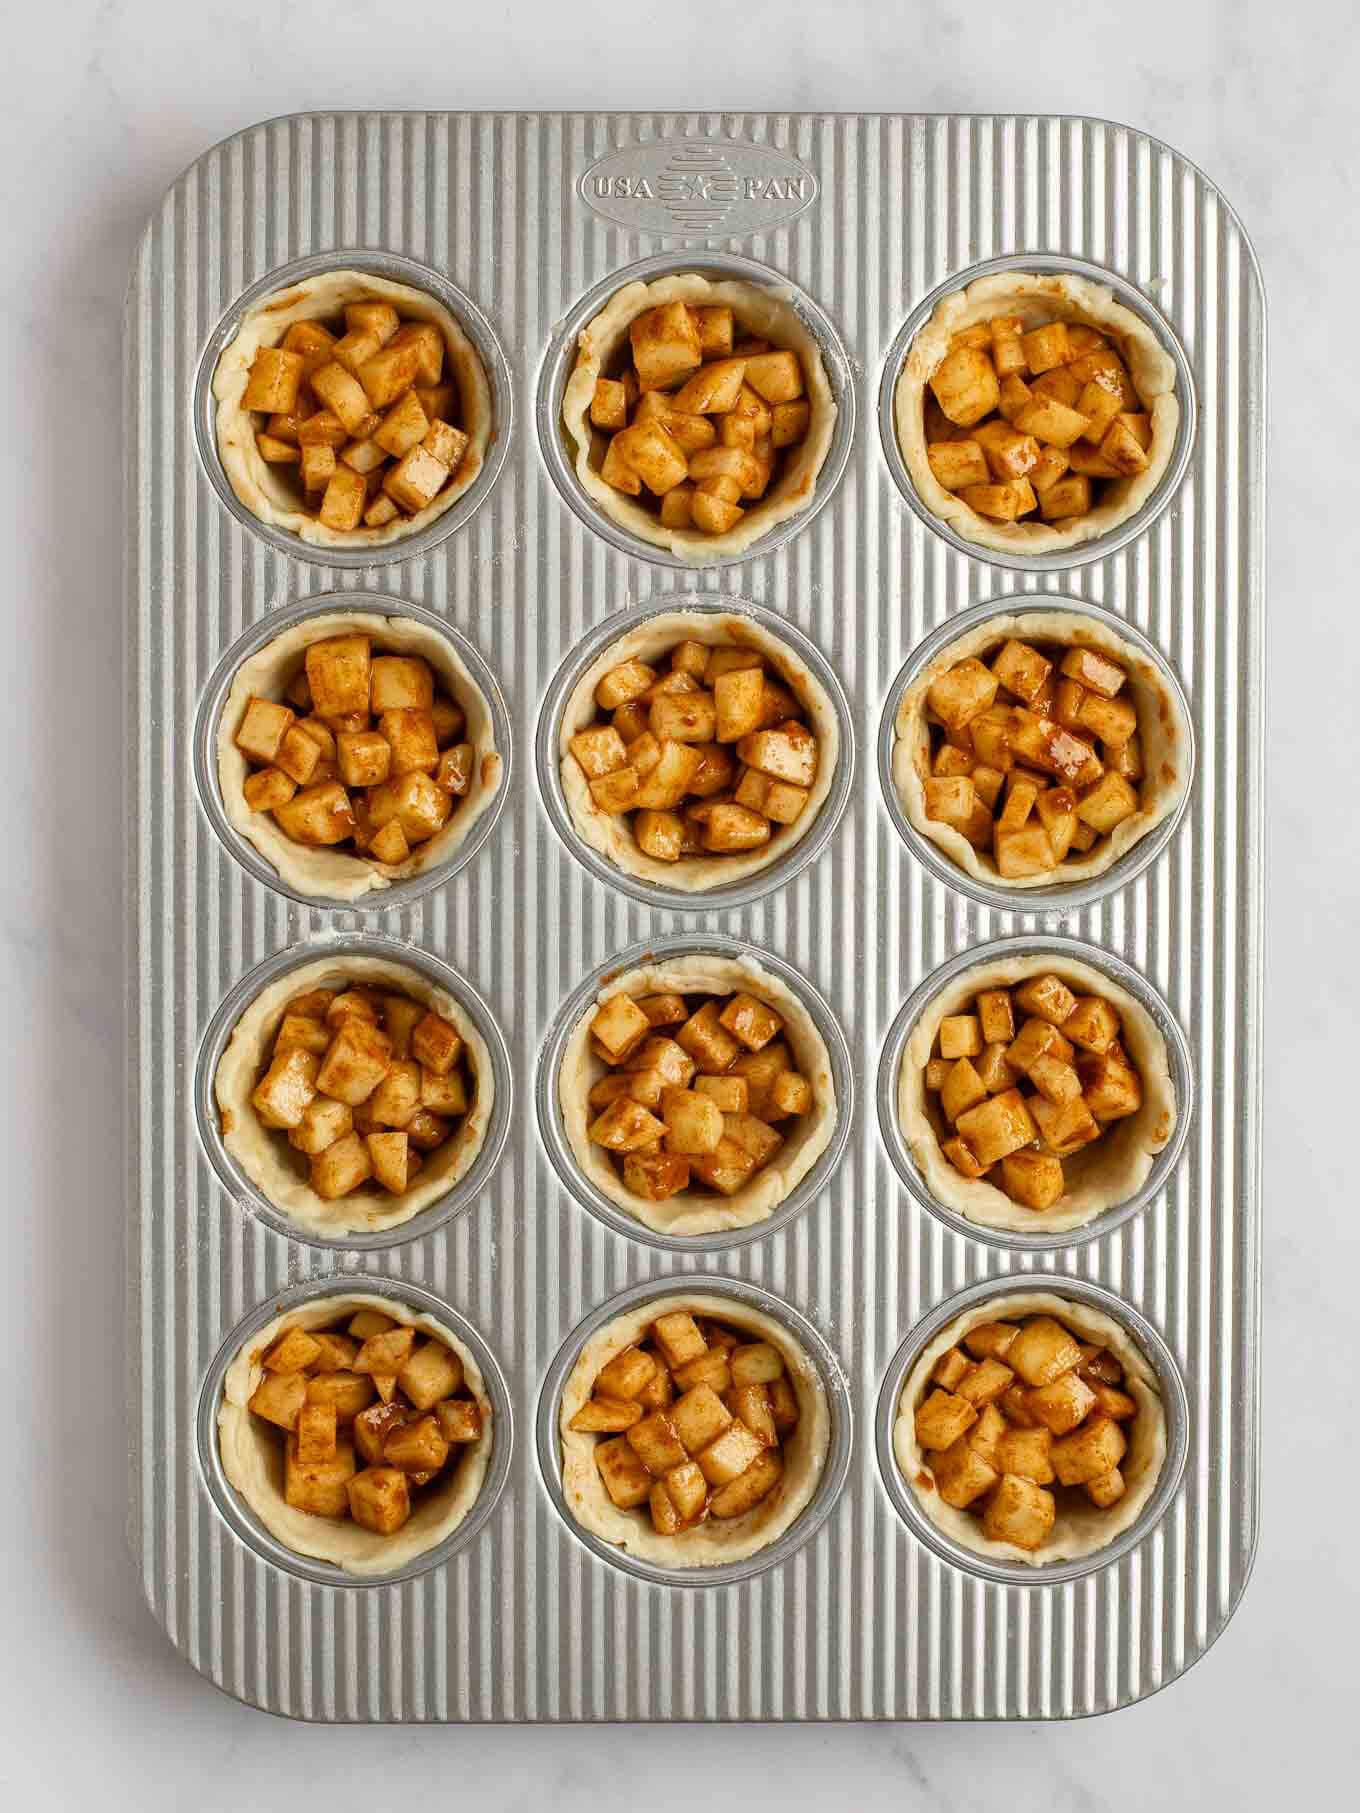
top-left (559, 609), bottom-right (840, 893)
top-left (561, 273), bottom-right (837, 560)
top-left (898, 951), bottom-right (1176, 1234)
top-left (213, 268), bottom-right (492, 549)
top-left (218, 1291), bottom-right (493, 1576)
top-left (892, 608), bottom-right (1190, 891)
top-left (217, 610), bottom-right (502, 903)
top-left (558, 952), bottom-right (837, 1237)
top-left (894, 1289), bottom-right (1167, 1566)
top-left (560, 1291), bottom-right (830, 1568)
top-left (214, 953), bottom-right (495, 1239)
top-left (894, 270), bottom-right (1180, 556)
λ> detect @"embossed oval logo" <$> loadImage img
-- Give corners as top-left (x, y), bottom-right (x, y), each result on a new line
top-left (579, 138), bottom-right (819, 238)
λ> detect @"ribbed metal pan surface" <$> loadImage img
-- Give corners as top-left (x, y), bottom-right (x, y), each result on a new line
top-left (125, 111), bottom-right (1264, 1720)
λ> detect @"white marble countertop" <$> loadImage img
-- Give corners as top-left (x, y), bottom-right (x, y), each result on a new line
top-left (4, 1), bottom-right (1354, 1805)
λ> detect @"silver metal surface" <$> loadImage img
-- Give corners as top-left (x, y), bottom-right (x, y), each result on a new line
top-left (125, 111), bottom-right (1264, 1722)
top-left (876, 932), bottom-right (1195, 1253)
top-left (577, 139), bottom-right (820, 239)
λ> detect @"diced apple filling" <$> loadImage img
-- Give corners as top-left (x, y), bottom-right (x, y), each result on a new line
top-left (584, 987), bottom-right (812, 1205)
top-left (567, 637), bottom-right (821, 865)
top-left (586, 305), bottom-right (811, 536)
top-left (924, 311), bottom-right (1152, 529)
top-left (241, 301), bottom-right (470, 533)
top-left (234, 637), bottom-right (476, 865)
top-left (571, 1309), bottom-right (799, 1538)
top-left (922, 973), bottom-right (1141, 1209)
top-left (246, 1308), bottom-right (484, 1537)
top-left (921, 635), bottom-right (1142, 879)
top-left (244, 983), bottom-right (473, 1201)
top-left (916, 1311), bottom-right (1137, 1547)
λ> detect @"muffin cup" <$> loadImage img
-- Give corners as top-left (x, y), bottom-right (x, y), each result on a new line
top-left (197, 1274), bottom-right (513, 1588)
top-left (878, 591), bottom-right (1195, 914)
top-left (537, 250), bottom-right (855, 568)
top-left (195, 593), bottom-right (512, 912)
top-left (875, 1274), bottom-right (1189, 1586)
top-left (878, 251), bottom-right (1196, 572)
top-left (537, 933), bottom-right (854, 1251)
top-left (537, 1275), bottom-right (852, 1588)
top-left (194, 248), bottom-right (512, 568)
top-left (537, 594), bottom-right (854, 913)
top-left (877, 932), bottom-right (1194, 1250)
top-left (194, 935), bottom-right (512, 1250)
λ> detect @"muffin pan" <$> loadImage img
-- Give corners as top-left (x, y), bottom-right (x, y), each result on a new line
top-left (126, 111), bottom-right (1263, 1721)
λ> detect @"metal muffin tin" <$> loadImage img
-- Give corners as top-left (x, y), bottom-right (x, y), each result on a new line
top-left (126, 111), bottom-right (1264, 1722)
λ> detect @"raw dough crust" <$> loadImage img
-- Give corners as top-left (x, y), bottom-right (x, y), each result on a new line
top-left (560, 1292), bottom-right (830, 1568)
top-left (219, 1291), bottom-right (494, 1577)
top-left (892, 608), bottom-right (1189, 891)
top-left (214, 953), bottom-right (495, 1239)
top-left (561, 273), bottom-right (837, 561)
top-left (894, 1290), bottom-right (1167, 1566)
top-left (213, 268), bottom-right (492, 550)
top-left (558, 953), bottom-right (837, 1237)
top-left (559, 609), bottom-right (840, 893)
top-left (217, 610), bottom-right (502, 904)
top-left (897, 950), bottom-right (1177, 1234)
top-left (894, 270), bottom-right (1181, 556)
